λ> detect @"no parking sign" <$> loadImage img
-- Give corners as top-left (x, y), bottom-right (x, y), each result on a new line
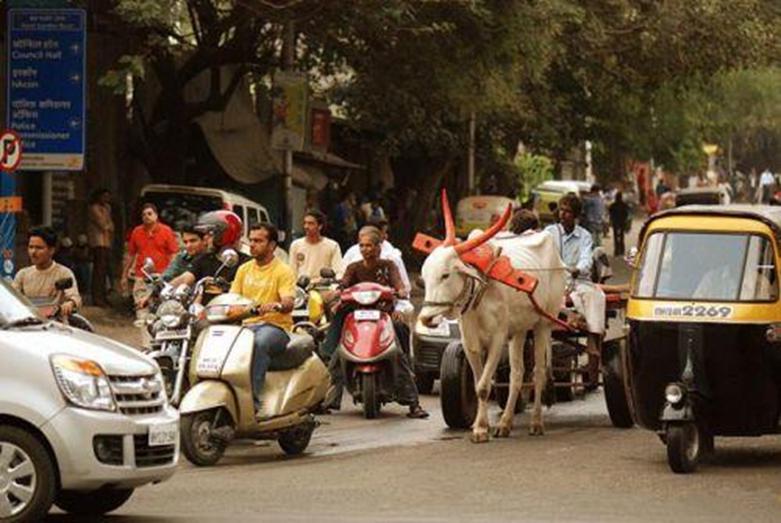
top-left (0, 130), bottom-right (23, 173)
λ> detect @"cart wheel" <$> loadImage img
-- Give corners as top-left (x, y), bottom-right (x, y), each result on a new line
top-left (554, 353), bottom-right (580, 402)
top-left (440, 341), bottom-right (476, 429)
top-left (666, 422), bottom-right (700, 474)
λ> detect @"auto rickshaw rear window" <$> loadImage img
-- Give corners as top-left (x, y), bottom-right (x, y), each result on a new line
top-left (634, 232), bottom-right (778, 302)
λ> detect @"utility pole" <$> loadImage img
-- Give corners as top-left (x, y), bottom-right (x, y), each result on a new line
top-left (281, 19), bottom-right (295, 247)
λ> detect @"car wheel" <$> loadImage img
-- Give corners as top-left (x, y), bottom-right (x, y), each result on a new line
top-left (0, 426), bottom-right (57, 523)
top-left (54, 487), bottom-right (134, 515)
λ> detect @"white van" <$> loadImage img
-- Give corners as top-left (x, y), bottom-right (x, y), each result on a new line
top-left (139, 184), bottom-right (287, 260)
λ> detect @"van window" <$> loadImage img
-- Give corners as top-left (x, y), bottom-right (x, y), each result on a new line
top-left (260, 209), bottom-right (270, 223)
top-left (142, 191), bottom-right (222, 229)
top-left (232, 205), bottom-right (246, 224)
top-left (247, 208), bottom-right (260, 226)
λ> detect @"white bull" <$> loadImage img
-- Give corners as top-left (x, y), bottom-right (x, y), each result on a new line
top-left (418, 195), bottom-right (566, 442)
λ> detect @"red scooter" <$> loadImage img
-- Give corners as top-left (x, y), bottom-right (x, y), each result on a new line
top-left (335, 282), bottom-right (402, 419)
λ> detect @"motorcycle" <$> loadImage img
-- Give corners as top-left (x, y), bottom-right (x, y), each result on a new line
top-left (334, 281), bottom-right (403, 419)
top-left (29, 276), bottom-right (94, 332)
top-left (141, 257), bottom-right (231, 406)
top-left (292, 268), bottom-right (338, 350)
top-left (179, 253), bottom-right (330, 466)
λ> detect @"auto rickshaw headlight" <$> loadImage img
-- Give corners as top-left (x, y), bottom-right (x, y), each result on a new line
top-left (664, 383), bottom-right (685, 405)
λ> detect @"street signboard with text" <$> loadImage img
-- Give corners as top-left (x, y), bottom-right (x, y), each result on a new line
top-left (7, 8), bottom-right (86, 171)
top-left (271, 71), bottom-right (308, 151)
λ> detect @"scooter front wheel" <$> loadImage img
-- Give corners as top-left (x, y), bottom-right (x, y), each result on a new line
top-left (278, 421), bottom-right (315, 455)
top-left (181, 409), bottom-right (232, 467)
top-left (362, 373), bottom-right (380, 419)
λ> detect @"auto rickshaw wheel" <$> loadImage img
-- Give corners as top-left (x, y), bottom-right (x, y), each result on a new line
top-left (602, 341), bottom-right (633, 428)
top-left (666, 422), bottom-right (701, 474)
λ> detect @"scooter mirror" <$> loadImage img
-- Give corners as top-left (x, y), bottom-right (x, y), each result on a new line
top-left (220, 249), bottom-right (239, 268)
top-left (297, 275), bottom-right (311, 289)
top-left (142, 257), bottom-right (155, 274)
top-left (320, 268), bottom-right (336, 280)
top-left (54, 277), bottom-right (74, 291)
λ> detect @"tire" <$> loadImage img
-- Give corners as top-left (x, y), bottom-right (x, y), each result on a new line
top-left (0, 426), bottom-right (57, 523)
top-left (602, 341), bottom-right (633, 428)
top-left (554, 353), bottom-right (578, 402)
top-left (362, 373), bottom-right (380, 419)
top-left (604, 370), bottom-right (634, 428)
top-left (666, 422), bottom-right (701, 474)
top-left (278, 423), bottom-right (315, 456)
top-left (181, 409), bottom-right (231, 467)
top-left (54, 488), bottom-right (134, 515)
top-left (439, 341), bottom-right (477, 429)
top-left (415, 372), bottom-right (435, 395)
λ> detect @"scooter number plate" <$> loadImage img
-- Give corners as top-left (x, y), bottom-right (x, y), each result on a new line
top-left (155, 328), bottom-right (190, 341)
top-left (148, 421), bottom-right (178, 447)
top-left (354, 309), bottom-right (380, 321)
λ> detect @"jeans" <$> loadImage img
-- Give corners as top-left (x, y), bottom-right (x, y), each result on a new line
top-left (249, 324), bottom-right (290, 411)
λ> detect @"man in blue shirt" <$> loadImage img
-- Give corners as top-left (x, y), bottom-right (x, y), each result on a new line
top-left (544, 193), bottom-right (606, 385)
top-left (581, 184), bottom-right (606, 247)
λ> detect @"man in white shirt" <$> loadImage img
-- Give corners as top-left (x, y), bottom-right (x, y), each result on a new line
top-left (341, 216), bottom-right (411, 295)
top-left (759, 168), bottom-right (776, 204)
top-left (288, 209), bottom-right (343, 281)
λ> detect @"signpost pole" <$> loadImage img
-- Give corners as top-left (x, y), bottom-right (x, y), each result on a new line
top-left (281, 18), bottom-right (295, 247)
top-left (0, 169), bottom-right (16, 279)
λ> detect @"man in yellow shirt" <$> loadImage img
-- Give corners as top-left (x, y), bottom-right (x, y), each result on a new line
top-left (230, 223), bottom-right (296, 418)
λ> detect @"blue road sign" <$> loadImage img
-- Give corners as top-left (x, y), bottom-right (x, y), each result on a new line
top-left (0, 172), bottom-right (17, 279)
top-left (7, 8), bottom-right (86, 171)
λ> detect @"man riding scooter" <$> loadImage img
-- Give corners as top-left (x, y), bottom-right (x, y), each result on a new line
top-left (14, 226), bottom-right (82, 318)
top-left (544, 193), bottom-right (606, 385)
top-left (229, 222), bottom-right (298, 420)
top-left (322, 225), bottom-right (428, 418)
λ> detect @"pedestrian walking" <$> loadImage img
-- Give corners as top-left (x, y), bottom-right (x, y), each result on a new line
top-left (609, 191), bottom-right (630, 256)
top-left (759, 167), bottom-right (775, 204)
top-left (582, 184), bottom-right (606, 247)
top-left (120, 203), bottom-right (179, 347)
top-left (87, 188), bottom-right (114, 306)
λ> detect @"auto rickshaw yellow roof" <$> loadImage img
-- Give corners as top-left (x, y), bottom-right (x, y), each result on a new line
top-left (640, 205), bottom-right (781, 244)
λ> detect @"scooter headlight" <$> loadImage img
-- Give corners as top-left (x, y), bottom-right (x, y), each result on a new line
top-left (665, 383), bottom-right (685, 405)
top-left (294, 287), bottom-right (307, 309)
top-left (354, 290), bottom-right (381, 305)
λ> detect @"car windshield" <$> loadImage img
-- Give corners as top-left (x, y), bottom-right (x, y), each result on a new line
top-left (634, 231), bottom-right (778, 302)
top-left (0, 279), bottom-right (42, 326)
top-left (142, 191), bottom-right (223, 230)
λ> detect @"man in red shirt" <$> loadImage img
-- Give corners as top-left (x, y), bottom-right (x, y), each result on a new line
top-left (120, 203), bottom-right (179, 347)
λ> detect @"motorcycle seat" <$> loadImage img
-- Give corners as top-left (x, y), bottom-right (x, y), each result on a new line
top-left (269, 333), bottom-right (315, 371)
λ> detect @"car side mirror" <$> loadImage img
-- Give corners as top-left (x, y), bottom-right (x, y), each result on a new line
top-left (297, 275), bottom-right (311, 289)
top-left (55, 277), bottom-right (73, 291)
top-left (220, 249), bottom-right (239, 268)
top-left (624, 247), bottom-right (639, 269)
top-left (320, 268), bottom-right (336, 280)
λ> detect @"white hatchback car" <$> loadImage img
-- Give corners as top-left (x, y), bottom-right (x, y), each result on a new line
top-left (0, 280), bottom-right (178, 522)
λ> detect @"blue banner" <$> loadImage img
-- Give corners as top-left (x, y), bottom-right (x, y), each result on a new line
top-left (7, 8), bottom-right (86, 170)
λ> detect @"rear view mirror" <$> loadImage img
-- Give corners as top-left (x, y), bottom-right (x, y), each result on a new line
top-left (220, 249), bottom-right (239, 268)
top-left (297, 275), bottom-right (311, 289)
top-left (55, 277), bottom-right (74, 291)
top-left (142, 257), bottom-right (155, 274)
top-left (624, 247), bottom-right (639, 269)
top-left (320, 268), bottom-right (336, 280)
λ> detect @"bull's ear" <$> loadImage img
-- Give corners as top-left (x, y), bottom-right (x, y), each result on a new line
top-left (454, 259), bottom-right (481, 280)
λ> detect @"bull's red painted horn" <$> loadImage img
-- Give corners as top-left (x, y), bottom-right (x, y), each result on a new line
top-left (442, 189), bottom-right (456, 246)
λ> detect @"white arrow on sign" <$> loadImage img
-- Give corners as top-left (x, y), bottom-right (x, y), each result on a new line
top-left (0, 130), bottom-right (23, 173)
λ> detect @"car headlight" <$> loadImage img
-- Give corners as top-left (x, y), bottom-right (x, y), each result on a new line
top-left (354, 290), bottom-right (381, 305)
top-left (50, 355), bottom-right (116, 412)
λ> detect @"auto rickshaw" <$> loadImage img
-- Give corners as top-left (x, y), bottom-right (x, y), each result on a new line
top-left (626, 205), bottom-right (781, 473)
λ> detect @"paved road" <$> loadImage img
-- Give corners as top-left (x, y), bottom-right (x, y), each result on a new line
top-left (51, 219), bottom-right (781, 521)
top-left (49, 390), bottom-right (781, 522)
